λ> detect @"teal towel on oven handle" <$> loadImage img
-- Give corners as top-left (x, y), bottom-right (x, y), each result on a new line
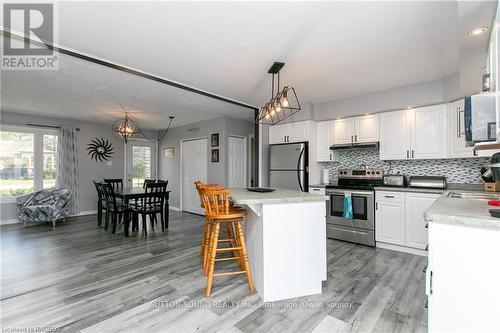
top-left (343, 192), bottom-right (353, 219)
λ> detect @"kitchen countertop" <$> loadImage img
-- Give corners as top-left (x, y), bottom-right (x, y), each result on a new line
top-left (230, 188), bottom-right (327, 205)
top-left (424, 191), bottom-right (500, 230)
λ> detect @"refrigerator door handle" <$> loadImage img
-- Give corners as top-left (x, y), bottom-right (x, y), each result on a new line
top-left (297, 148), bottom-right (304, 192)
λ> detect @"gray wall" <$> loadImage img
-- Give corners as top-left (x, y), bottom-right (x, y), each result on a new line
top-left (0, 111), bottom-right (156, 223)
top-left (158, 116), bottom-right (254, 208)
top-left (314, 78), bottom-right (446, 121)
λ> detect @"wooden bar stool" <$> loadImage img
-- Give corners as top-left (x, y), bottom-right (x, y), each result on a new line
top-left (199, 188), bottom-right (255, 297)
top-left (194, 181), bottom-right (245, 271)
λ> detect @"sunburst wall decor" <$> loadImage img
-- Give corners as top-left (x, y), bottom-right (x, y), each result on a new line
top-left (86, 137), bottom-right (114, 162)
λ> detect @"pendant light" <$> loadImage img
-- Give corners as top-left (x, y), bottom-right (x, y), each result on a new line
top-left (112, 113), bottom-right (175, 143)
top-left (112, 113), bottom-right (140, 143)
top-left (256, 62), bottom-right (301, 125)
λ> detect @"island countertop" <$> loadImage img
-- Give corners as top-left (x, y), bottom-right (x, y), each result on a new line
top-left (230, 188), bottom-right (327, 205)
top-left (424, 191), bottom-right (500, 230)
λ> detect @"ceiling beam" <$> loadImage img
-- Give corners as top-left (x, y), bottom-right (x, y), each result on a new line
top-left (0, 28), bottom-right (259, 112)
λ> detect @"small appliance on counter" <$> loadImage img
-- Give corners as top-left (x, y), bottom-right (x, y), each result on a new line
top-left (484, 152), bottom-right (500, 192)
top-left (408, 176), bottom-right (447, 189)
top-left (382, 174), bottom-right (407, 187)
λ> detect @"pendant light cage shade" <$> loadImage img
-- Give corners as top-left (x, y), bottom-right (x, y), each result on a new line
top-left (112, 113), bottom-right (141, 143)
top-left (256, 85), bottom-right (301, 125)
top-left (256, 61), bottom-right (301, 125)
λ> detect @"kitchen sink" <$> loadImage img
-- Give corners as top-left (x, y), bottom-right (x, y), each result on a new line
top-left (447, 192), bottom-right (500, 201)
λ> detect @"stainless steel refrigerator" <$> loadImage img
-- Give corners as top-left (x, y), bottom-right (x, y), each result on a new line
top-left (269, 142), bottom-right (308, 192)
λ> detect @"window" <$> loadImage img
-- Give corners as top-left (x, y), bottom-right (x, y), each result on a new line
top-left (0, 126), bottom-right (58, 198)
top-left (43, 135), bottom-right (58, 189)
top-left (131, 145), bottom-right (151, 188)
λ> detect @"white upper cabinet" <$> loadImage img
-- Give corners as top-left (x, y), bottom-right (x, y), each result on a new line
top-left (268, 121), bottom-right (312, 144)
top-left (355, 114), bottom-right (379, 143)
top-left (332, 118), bottom-right (355, 144)
top-left (380, 104), bottom-right (448, 160)
top-left (380, 110), bottom-right (411, 160)
top-left (316, 121), bottom-right (339, 162)
top-left (289, 121), bottom-right (310, 143)
top-left (412, 104), bottom-right (447, 159)
top-left (332, 114), bottom-right (379, 145)
top-left (269, 124), bottom-right (289, 144)
top-left (447, 99), bottom-right (478, 158)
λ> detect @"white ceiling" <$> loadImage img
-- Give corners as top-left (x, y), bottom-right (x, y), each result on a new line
top-left (1, 1), bottom-right (497, 129)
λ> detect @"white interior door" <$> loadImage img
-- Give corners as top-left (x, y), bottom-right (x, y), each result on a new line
top-left (126, 141), bottom-right (156, 188)
top-left (182, 138), bottom-right (207, 215)
top-left (228, 136), bottom-right (247, 188)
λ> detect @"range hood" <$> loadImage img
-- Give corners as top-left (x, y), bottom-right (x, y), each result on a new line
top-left (330, 142), bottom-right (380, 150)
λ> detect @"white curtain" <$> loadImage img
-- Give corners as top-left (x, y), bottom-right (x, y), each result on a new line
top-left (57, 126), bottom-right (79, 215)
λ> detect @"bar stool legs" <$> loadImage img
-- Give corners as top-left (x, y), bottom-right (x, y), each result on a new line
top-left (234, 221), bottom-right (255, 293)
top-left (204, 220), bottom-right (254, 297)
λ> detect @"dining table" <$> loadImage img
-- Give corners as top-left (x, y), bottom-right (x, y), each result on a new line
top-left (113, 187), bottom-right (171, 236)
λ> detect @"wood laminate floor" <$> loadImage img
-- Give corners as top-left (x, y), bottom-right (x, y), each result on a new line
top-left (0, 212), bottom-right (427, 333)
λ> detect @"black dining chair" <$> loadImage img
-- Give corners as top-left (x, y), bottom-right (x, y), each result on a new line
top-left (130, 182), bottom-right (168, 235)
top-left (93, 181), bottom-right (107, 227)
top-left (102, 182), bottom-right (129, 234)
top-left (103, 178), bottom-right (123, 192)
top-left (143, 179), bottom-right (156, 188)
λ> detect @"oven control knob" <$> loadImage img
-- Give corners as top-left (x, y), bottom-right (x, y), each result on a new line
top-left (376, 171), bottom-right (380, 175)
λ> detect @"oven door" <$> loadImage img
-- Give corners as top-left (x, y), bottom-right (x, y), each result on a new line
top-left (327, 190), bottom-right (374, 230)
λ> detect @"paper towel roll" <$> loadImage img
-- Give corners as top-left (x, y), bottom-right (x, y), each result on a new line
top-left (322, 169), bottom-right (330, 184)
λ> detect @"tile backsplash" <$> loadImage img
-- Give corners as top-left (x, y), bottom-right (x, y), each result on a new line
top-left (322, 149), bottom-right (489, 184)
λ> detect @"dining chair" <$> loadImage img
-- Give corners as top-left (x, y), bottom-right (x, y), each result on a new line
top-left (130, 182), bottom-right (168, 235)
top-left (143, 179), bottom-right (156, 188)
top-left (103, 178), bottom-right (123, 192)
top-left (101, 182), bottom-right (128, 234)
top-left (93, 181), bottom-right (107, 227)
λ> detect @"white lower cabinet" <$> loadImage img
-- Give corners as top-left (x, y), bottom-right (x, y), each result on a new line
top-left (375, 192), bottom-right (405, 245)
top-left (376, 191), bottom-right (439, 253)
top-left (405, 193), bottom-right (438, 249)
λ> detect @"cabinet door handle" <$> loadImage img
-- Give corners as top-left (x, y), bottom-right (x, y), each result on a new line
top-left (351, 135), bottom-right (353, 142)
top-left (312, 188), bottom-right (320, 191)
top-left (425, 245), bottom-right (428, 251)
top-left (412, 150), bottom-right (414, 159)
top-left (355, 134), bottom-right (357, 142)
top-left (406, 150), bottom-right (409, 159)
top-left (457, 109), bottom-right (465, 137)
top-left (329, 153), bottom-right (332, 160)
top-left (425, 223), bottom-right (429, 229)
top-left (384, 195), bottom-right (395, 198)
top-left (375, 202), bottom-right (378, 210)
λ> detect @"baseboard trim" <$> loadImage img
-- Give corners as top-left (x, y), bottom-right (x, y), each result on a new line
top-left (0, 210), bottom-right (98, 225)
top-left (73, 210), bottom-right (97, 216)
top-left (169, 206), bottom-right (180, 211)
top-left (376, 242), bottom-right (428, 257)
top-left (0, 219), bottom-right (19, 225)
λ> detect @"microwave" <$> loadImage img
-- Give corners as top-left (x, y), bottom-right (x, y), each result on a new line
top-left (464, 92), bottom-right (496, 146)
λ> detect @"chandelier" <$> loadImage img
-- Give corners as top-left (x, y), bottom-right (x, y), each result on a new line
top-left (112, 113), bottom-right (141, 143)
top-left (256, 62), bottom-right (301, 125)
top-left (112, 113), bottom-right (174, 143)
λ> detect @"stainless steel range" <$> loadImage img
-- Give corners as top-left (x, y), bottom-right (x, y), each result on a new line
top-left (326, 168), bottom-right (383, 246)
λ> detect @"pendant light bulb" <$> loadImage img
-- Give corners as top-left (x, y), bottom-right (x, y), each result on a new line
top-left (281, 95), bottom-right (289, 107)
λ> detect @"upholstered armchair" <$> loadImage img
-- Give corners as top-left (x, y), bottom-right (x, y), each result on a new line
top-left (16, 187), bottom-right (72, 227)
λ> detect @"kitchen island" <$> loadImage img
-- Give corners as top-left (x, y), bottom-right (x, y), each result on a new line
top-left (230, 188), bottom-right (327, 302)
